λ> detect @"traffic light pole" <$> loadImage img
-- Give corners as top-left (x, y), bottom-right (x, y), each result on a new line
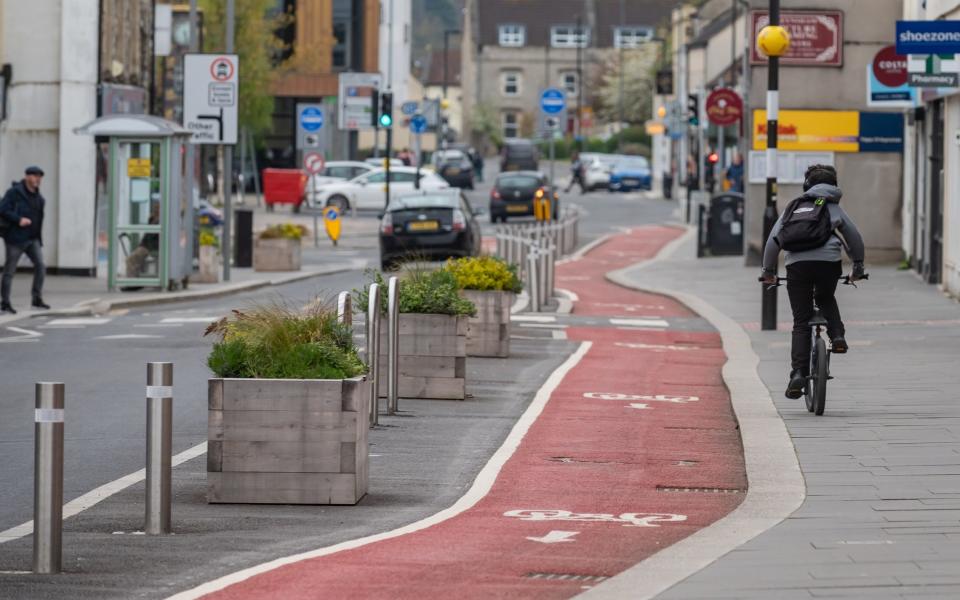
top-left (761, 0), bottom-right (781, 331)
top-left (385, 127), bottom-right (393, 210)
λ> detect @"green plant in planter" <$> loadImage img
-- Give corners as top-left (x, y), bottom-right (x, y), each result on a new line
top-left (355, 267), bottom-right (476, 316)
top-left (204, 301), bottom-right (366, 380)
top-left (259, 223), bottom-right (307, 240)
top-left (445, 256), bottom-right (523, 293)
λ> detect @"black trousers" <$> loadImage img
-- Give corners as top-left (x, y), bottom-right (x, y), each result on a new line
top-left (785, 261), bottom-right (844, 374)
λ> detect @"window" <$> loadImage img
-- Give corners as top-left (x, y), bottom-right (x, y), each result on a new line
top-left (614, 26), bottom-right (653, 49)
top-left (501, 71), bottom-right (522, 97)
top-left (392, 172), bottom-right (417, 183)
top-left (551, 25), bottom-right (590, 48)
top-left (366, 172), bottom-right (386, 183)
top-left (499, 24), bottom-right (526, 47)
top-left (560, 72), bottom-right (578, 97)
top-left (502, 112), bottom-right (520, 138)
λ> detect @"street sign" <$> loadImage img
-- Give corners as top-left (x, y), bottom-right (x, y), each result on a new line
top-left (540, 88), bottom-right (566, 114)
top-left (323, 206), bottom-right (341, 246)
top-left (409, 114), bottom-right (428, 134)
top-left (300, 106), bottom-right (324, 132)
top-left (338, 72), bottom-right (382, 130)
top-left (303, 152), bottom-right (326, 175)
top-left (897, 20), bottom-right (960, 56)
top-left (183, 53), bottom-right (239, 144)
top-left (401, 101), bottom-right (419, 116)
top-left (127, 158), bottom-right (151, 178)
top-left (706, 88), bottom-right (743, 126)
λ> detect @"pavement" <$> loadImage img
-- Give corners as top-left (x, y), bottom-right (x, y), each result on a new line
top-left (591, 225), bottom-right (960, 599)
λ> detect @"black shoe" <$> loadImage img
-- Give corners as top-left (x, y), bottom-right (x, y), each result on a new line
top-left (785, 370), bottom-right (805, 400)
top-left (831, 336), bottom-right (848, 354)
top-left (31, 299), bottom-right (50, 310)
top-left (1, 303), bottom-right (16, 314)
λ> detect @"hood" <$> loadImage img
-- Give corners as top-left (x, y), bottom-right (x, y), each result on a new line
top-left (801, 183), bottom-right (842, 203)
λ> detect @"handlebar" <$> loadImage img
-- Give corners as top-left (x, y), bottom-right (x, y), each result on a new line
top-left (758, 273), bottom-right (869, 290)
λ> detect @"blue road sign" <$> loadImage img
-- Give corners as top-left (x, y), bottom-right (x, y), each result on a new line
top-left (300, 107), bottom-right (324, 132)
top-left (410, 114), bottom-right (428, 134)
top-left (401, 101), bottom-right (419, 116)
top-left (325, 207), bottom-right (340, 221)
top-left (540, 88), bottom-right (566, 114)
top-left (896, 21), bottom-right (960, 55)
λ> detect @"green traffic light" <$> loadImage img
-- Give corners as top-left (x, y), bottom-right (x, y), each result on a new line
top-left (380, 114), bottom-right (393, 128)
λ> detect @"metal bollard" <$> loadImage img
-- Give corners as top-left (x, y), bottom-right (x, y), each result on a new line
top-left (145, 363), bottom-right (173, 535)
top-left (33, 382), bottom-right (64, 574)
top-left (539, 239), bottom-right (550, 303)
top-left (366, 283), bottom-right (382, 426)
top-left (545, 238), bottom-right (556, 300)
top-left (337, 291), bottom-right (352, 327)
top-left (527, 245), bottom-right (541, 312)
top-left (387, 276), bottom-right (400, 415)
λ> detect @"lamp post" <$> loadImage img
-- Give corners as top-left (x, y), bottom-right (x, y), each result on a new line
top-left (758, 1), bottom-right (790, 331)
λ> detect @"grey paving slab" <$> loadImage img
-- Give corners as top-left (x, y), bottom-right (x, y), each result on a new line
top-left (607, 233), bottom-right (960, 599)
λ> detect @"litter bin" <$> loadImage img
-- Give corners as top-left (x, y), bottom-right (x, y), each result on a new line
top-left (697, 192), bottom-right (744, 257)
top-left (234, 208), bottom-right (254, 268)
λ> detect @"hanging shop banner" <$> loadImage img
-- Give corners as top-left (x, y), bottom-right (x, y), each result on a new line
top-left (858, 112), bottom-right (904, 153)
top-left (750, 11), bottom-right (843, 66)
top-left (896, 20), bottom-right (960, 56)
top-left (753, 110), bottom-right (859, 152)
top-left (706, 88), bottom-right (743, 126)
top-left (868, 45), bottom-right (918, 107)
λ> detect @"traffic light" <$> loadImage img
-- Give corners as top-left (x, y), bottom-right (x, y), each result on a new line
top-left (370, 91), bottom-right (380, 127)
top-left (707, 152), bottom-right (719, 164)
top-left (379, 92), bottom-right (394, 128)
top-left (687, 94), bottom-right (699, 126)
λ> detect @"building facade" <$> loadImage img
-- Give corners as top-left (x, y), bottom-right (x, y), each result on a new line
top-left (461, 0), bottom-right (676, 144)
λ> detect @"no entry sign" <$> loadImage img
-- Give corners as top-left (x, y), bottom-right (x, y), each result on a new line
top-left (706, 88), bottom-right (743, 126)
top-left (303, 152), bottom-right (326, 175)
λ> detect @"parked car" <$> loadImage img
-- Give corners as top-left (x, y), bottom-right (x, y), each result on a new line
top-left (609, 155), bottom-right (652, 191)
top-left (580, 153), bottom-right (619, 191)
top-left (311, 161), bottom-right (373, 187)
top-left (500, 138), bottom-right (539, 172)
top-left (311, 167), bottom-right (449, 211)
top-left (379, 189), bottom-right (483, 270)
top-left (489, 171), bottom-right (559, 223)
top-left (364, 157), bottom-right (404, 168)
top-left (433, 149), bottom-right (475, 189)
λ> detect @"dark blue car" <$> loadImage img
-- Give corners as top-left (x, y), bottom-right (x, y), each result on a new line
top-left (609, 155), bottom-right (652, 192)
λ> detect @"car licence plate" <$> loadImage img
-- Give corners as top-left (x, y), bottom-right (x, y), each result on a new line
top-left (408, 221), bottom-right (439, 232)
top-left (506, 204), bottom-right (528, 213)
top-left (624, 179), bottom-right (639, 185)
top-left (446, 167), bottom-right (461, 175)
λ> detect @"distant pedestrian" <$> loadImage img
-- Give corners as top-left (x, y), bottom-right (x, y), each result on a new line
top-left (0, 166), bottom-right (50, 313)
top-left (566, 151), bottom-right (585, 194)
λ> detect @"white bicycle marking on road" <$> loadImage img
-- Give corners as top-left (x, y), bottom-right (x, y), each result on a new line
top-left (583, 393), bottom-right (700, 404)
top-left (505, 509), bottom-right (687, 528)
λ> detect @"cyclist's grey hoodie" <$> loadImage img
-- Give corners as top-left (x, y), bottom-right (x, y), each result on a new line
top-left (762, 183), bottom-right (865, 271)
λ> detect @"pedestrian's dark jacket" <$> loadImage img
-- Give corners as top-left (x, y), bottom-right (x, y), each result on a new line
top-left (0, 180), bottom-right (45, 247)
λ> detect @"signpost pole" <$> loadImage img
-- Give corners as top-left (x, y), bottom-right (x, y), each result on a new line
top-left (761, 0), bottom-right (781, 331)
top-left (549, 133), bottom-right (556, 191)
top-left (222, 0), bottom-right (235, 282)
top-left (414, 132), bottom-right (421, 189)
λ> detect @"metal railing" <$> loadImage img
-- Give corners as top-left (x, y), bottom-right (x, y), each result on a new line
top-left (493, 206), bottom-right (580, 312)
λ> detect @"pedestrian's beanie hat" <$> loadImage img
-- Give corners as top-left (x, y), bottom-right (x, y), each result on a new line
top-left (25, 166), bottom-right (44, 176)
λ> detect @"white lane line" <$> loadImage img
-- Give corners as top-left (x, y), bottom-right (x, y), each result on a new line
top-left (0, 327), bottom-right (43, 344)
top-left (511, 315), bottom-right (557, 323)
top-left (519, 323), bottom-right (568, 330)
top-left (160, 317), bottom-right (220, 324)
top-left (165, 342), bottom-right (594, 600)
top-left (555, 289), bottom-right (578, 314)
top-left (47, 318), bottom-right (111, 326)
top-left (0, 443), bottom-right (207, 545)
top-left (552, 330), bottom-right (568, 340)
top-left (96, 334), bottom-right (165, 340)
top-left (609, 318), bottom-right (669, 328)
top-left (134, 323), bottom-right (184, 328)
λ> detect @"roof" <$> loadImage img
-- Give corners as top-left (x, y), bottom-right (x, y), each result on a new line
top-left (476, 0), bottom-right (679, 48)
top-left (74, 114), bottom-right (190, 137)
top-left (423, 49), bottom-right (462, 87)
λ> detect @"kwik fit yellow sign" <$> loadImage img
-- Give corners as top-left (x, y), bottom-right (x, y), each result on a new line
top-left (753, 110), bottom-right (860, 152)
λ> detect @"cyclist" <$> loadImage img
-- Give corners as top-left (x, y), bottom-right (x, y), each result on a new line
top-left (760, 164), bottom-right (866, 399)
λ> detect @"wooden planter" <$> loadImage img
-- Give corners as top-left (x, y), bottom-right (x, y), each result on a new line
top-left (254, 237), bottom-right (301, 272)
top-left (192, 245), bottom-right (220, 283)
top-left (378, 313), bottom-right (467, 400)
top-left (463, 290), bottom-right (514, 358)
top-left (207, 376), bottom-right (370, 505)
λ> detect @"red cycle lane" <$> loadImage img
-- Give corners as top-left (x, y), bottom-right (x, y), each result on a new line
top-left (204, 226), bottom-right (746, 600)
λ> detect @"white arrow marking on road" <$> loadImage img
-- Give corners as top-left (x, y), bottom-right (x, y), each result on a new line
top-left (526, 530), bottom-right (579, 544)
top-left (95, 334), bottom-right (164, 340)
top-left (627, 403), bottom-right (651, 410)
top-left (0, 326), bottom-right (43, 343)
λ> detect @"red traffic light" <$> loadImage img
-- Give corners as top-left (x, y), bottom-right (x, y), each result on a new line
top-left (707, 152), bottom-right (719, 164)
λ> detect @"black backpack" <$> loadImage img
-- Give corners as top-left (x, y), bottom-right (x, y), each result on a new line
top-left (774, 196), bottom-right (835, 252)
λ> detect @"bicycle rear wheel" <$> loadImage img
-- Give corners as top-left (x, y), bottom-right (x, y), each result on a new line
top-left (812, 338), bottom-right (828, 415)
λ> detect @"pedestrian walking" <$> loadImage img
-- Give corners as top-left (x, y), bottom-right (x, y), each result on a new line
top-left (566, 151), bottom-right (585, 194)
top-left (1, 166), bottom-right (50, 313)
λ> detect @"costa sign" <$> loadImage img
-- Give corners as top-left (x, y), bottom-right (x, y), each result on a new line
top-left (751, 10), bottom-right (843, 67)
top-left (873, 45), bottom-right (908, 88)
top-left (706, 88), bottom-right (743, 126)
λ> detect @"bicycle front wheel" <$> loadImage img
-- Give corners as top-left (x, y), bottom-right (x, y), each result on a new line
top-left (812, 337), bottom-right (828, 415)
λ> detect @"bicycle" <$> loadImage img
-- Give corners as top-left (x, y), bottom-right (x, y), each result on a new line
top-left (760, 273), bottom-right (868, 416)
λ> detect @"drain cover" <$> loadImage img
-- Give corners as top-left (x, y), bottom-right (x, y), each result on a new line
top-left (526, 572), bottom-right (609, 583)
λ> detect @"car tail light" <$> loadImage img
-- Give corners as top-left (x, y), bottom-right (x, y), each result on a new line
top-left (491, 188), bottom-right (501, 200)
top-left (452, 209), bottom-right (466, 231)
top-left (380, 213), bottom-right (394, 235)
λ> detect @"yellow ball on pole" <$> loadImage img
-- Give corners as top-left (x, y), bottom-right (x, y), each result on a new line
top-left (757, 24), bottom-right (790, 58)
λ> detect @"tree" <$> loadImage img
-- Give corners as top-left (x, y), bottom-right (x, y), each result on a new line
top-left (594, 44), bottom-right (660, 128)
top-left (199, 0), bottom-right (290, 136)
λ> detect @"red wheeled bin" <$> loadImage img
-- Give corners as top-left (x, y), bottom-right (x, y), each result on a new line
top-left (262, 168), bottom-right (307, 212)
